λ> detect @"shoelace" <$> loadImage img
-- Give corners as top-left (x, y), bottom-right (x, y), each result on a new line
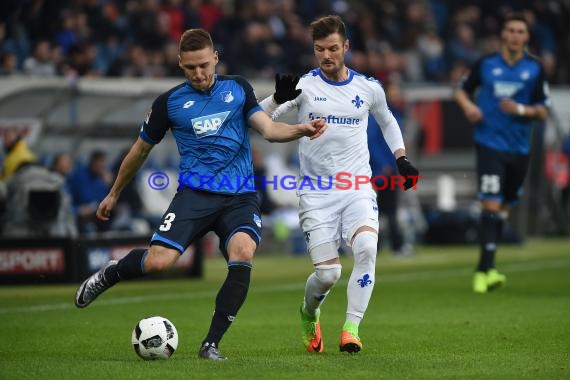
top-left (86, 273), bottom-right (108, 295)
top-left (303, 320), bottom-right (317, 336)
top-left (207, 345), bottom-right (224, 359)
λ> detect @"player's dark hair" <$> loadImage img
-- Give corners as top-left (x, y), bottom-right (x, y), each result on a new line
top-left (310, 15), bottom-right (347, 41)
top-left (502, 12), bottom-right (530, 33)
top-left (179, 28), bottom-right (213, 53)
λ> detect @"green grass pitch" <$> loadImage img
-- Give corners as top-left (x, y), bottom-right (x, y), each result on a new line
top-left (1, 239), bottom-right (569, 379)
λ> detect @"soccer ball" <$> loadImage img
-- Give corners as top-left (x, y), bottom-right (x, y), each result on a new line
top-left (131, 316), bottom-right (179, 360)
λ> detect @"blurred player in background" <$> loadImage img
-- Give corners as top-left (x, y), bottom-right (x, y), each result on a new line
top-left (74, 28), bottom-right (326, 360)
top-left (260, 15), bottom-right (419, 353)
top-left (454, 13), bottom-right (550, 293)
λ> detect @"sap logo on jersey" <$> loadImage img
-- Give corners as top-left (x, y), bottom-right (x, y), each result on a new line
top-left (493, 81), bottom-right (523, 98)
top-left (192, 111), bottom-right (230, 137)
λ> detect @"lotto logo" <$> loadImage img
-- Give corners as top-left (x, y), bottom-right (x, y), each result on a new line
top-left (192, 111), bottom-right (230, 137)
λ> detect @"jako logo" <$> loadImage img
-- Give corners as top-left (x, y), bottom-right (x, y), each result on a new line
top-left (192, 111), bottom-right (230, 137)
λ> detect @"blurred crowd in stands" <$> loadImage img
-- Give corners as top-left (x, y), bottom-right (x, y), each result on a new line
top-left (1, 0), bottom-right (569, 84)
top-left (0, 127), bottom-right (152, 237)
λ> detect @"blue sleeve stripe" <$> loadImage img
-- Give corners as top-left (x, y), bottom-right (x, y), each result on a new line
top-left (150, 232), bottom-right (185, 253)
top-left (247, 105), bottom-right (262, 120)
top-left (224, 226), bottom-right (261, 251)
top-left (228, 261), bottom-right (253, 268)
top-left (140, 129), bottom-right (158, 145)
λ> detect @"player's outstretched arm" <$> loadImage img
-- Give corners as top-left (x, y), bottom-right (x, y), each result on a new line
top-left (97, 138), bottom-right (153, 220)
top-left (249, 111), bottom-right (326, 143)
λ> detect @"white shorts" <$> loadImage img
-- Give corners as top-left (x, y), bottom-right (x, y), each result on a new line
top-left (299, 190), bottom-right (379, 262)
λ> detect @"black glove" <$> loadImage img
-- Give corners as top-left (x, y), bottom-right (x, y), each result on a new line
top-left (396, 156), bottom-right (420, 190)
top-left (273, 73), bottom-right (302, 104)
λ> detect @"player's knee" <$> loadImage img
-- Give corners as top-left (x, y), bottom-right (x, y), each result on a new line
top-left (481, 200), bottom-right (502, 212)
top-left (352, 231), bottom-right (378, 266)
top-left (315, 264), bottom-right (342, 288)
top-left (229, 246), bottom-right (255, 263)
top-left (145, 246), bottom-right (179, 272)
top-left (227, 231), bottom-right (257, 262)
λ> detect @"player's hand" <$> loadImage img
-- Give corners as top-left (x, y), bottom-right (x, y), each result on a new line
top-left (96, 194), bottom-right (118, 221)
top-left (274, 73), bottom-right (302, 104)
top-left (464, 104), bottom-right (483, 123)
top-left (396, 156), bottom-right (420, 190)
top-left (500, 98), bottom-right (522, 115)
top-left (304, 118), bottom-right (327, 140)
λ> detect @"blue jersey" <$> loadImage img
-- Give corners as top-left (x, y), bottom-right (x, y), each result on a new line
top-left (140, 75), bottom-right (262, 194)
top-left (461, 53), bottom-right (550, 154)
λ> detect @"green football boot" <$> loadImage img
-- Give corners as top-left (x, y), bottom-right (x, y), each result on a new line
top-left (300, 305), bottom-right (323, 352)
top-left (486, 269), bottom-right (506, 291)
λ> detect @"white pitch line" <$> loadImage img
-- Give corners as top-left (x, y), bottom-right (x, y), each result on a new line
top-left (1, 258), bottom-right (569, 315)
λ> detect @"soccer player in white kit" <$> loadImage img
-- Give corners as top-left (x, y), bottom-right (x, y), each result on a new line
top-left (260, 15), bottom-right (419, 353)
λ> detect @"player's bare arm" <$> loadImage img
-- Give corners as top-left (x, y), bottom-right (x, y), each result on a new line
top-left (499, 98), bottom-right (549, 119)
top-left (393, 148), bottom-right (406, 159)
top-left (248, 111), bottom-right (327, 142)
top-left (454, 88), bottom-right (483, 123)
top-left (97, 137), bottom-right (153, 220)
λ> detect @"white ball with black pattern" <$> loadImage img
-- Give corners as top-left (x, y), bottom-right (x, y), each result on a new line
top-left (132, 316), bottom-right (178, 360)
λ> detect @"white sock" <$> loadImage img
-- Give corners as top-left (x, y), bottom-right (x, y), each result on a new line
top-left (346, 231), bottom-right (378, 325)
top-left (303, 264), bottom-right (342, 317)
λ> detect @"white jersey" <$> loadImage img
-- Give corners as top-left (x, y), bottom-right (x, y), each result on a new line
top-left (262, 68), bottom-right (405, 194)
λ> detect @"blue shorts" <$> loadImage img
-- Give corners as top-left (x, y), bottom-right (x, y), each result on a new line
top-left (476, 144), bottom-right (530, 204)
top-left (150, 188), bottom-right (262, 259)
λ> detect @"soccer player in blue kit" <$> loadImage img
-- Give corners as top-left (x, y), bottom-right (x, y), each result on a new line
top-left (454, 13), bottom-right (550, 293)
top-left (74, 28), bottom-right (326, 360)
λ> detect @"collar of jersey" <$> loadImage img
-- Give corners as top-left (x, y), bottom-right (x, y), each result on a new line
top-left (498, 51), bottom-right (528, 68)
top-left (317, 68), bottom-right (354, 86)
top-left (187, 74), bottom-right (218, 95)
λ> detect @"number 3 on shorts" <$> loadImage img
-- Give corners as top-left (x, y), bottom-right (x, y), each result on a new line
top-left (159, 212), bottom-right (176, 231)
